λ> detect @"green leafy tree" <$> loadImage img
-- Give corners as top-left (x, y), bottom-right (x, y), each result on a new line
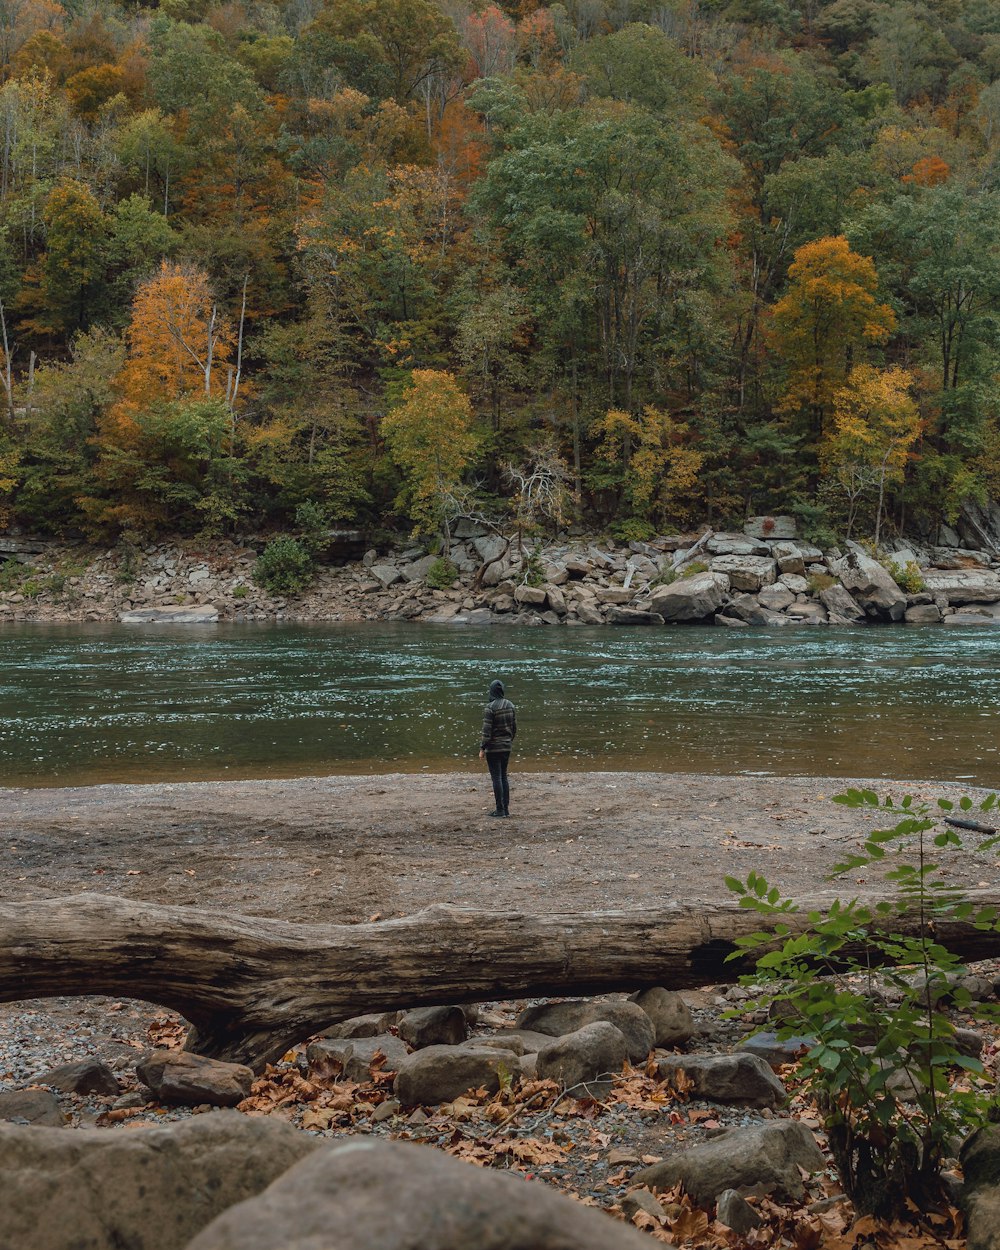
top-left (39, 179), bottom-right (109, 338)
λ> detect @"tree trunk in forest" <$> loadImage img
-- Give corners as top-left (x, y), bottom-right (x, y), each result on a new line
top-left (3, 893), bottom-right (1000, 1072)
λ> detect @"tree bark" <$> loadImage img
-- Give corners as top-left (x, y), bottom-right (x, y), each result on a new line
top-left (3, 892), bottom-right (1000, 1072)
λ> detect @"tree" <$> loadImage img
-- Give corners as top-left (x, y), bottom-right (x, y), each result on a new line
top-left (591, 405), bottom-right (705, 530)
top-left (770, 236), bottom-right (896, 446)
top-left (381, 368), bottom-right (478, 548)
top-left (38, 179), bottom-right (108, 338)
top-left (825, 365), bottom-right (922, 544)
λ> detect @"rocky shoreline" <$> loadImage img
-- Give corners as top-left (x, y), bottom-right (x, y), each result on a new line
top-left (3, 514), bottom-right (1000, 628)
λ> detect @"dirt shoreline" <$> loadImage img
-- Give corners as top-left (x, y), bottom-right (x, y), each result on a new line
top-left (3, 770), bottom-right (995, 923)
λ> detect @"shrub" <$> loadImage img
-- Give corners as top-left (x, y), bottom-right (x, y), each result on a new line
top-left (426, 557), bottom-right (458, 589)
top-left (232, 584), bottom-right (249, 599)
top-left (887, 559), bottom-right (926, 594)
top-left (522, 546), bottom-right (545, 587)
top-left (0, 559), bottom-right (22, 591)
top-left (807, 571), bottom-right (835, 593)
top-left (681, 560), bottom-right (708, 578)
top-left (252, 536), bottom-right (316, 597)
top-left (610, 518), bottom-right (655, 543)
top-left (726, 789), bottom-right (1000, 1219)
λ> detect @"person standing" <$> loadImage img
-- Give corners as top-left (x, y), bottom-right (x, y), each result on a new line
top-left (479, 678), bottom-right (516, 818)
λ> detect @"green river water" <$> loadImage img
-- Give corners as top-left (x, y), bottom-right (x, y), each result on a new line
top-left (0, 622), bottom-right (998, 788)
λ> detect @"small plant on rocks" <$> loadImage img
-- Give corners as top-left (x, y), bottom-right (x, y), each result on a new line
top-left (680, 560), bottom-right (708, 578)
top-left (0, 558), bottom-right (22, 591)
top-left (252, 535), bottom-right (316, 597)
top-left (426, 557), bottom-right (458, 590)
top-left (726, 789), bottom-right (1000, 1220)
top-left (886, 558), bottom-right (926, 594)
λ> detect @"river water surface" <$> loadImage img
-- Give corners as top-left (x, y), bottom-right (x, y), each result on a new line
top-left (0, 622), bottom-right (998, 788)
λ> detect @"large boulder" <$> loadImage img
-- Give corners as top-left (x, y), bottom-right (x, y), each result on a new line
top-left (922, 569), bottom-right (1000, 605)
top-left (962, 1126), bottom-right (1000, 1250)
top-left (634, 1120), bottom-right (824, 1206)
top-left (515, 1000), bottom-right (655, 1063)
top-left (721, 593), bottom-right (791, 627)
top-left (398, 1005), bottom-right (468, 1049)
top-left (607, 607), bottom-right (664, 625)
top-left (709, 555), bottom-right (778, 593)
top-left (655, 1053), bottom-right (786, 1108)
top-left (705, 534), bottom-right (770, 556)
top-left (0, 1111), bottom-right (318, 1250)
top-left (136, 1051), bottom-right (254, 1108)
top-left (321, 1012), bottom-right (402, 1040)
top-left (744, 516), bottom-right (797, 540)
top-left (187, 1137), bottom-right (653, 1250)
top-left (400, 555), bottom-right (437, 582)
top-left (836, 549), bottom-right (906, 621)
top-left (629, 988), bottom-right (696, 1048)
top-left (33, 1057), bottom-right (119, 1096)
top-left (0, 1088), bottom-right (66, 1127)
top-left (534, 1022), bottom-right (628, 1095)
top-left (649, 572), bottom-right (730, 622)
top-left (819, 584), bottom-right (866, 622)
top-left (393, 1045), bottom-right (520, 1107)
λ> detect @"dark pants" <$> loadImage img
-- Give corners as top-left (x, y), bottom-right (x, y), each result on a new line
top-left (486, 751), bottom-right (510, 814)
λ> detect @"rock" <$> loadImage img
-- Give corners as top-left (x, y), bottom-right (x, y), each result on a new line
top-left (757, 583), bottom-right (795, 612)
top-left (905, 603), bottom-right (942, 623)
top-left (136, 1051), bottom-right (254, 1108)
top-left (32, 1058), bottom-right (119, 1096)
top-left (656, 1052), bottom-right (786, 1108)
top-left (784, 601), bottom-right (828, 623)
top-left (393, 1045), bottom-right (520, 1107)
top-left (738, 1032), bottom-right (815, 1069)
top-left (398, 1005), bottom-right (468, 1049)
top-left (596, 587), bottom-right (634, 604)
top-left (709, 555), bottom-right (778, 593)
top-left (564, 557), bottom-right (592, 578)
top-left (607, 607), bottom-right (665, 625)
top-left (400, 555), bottom-right (437, 582)
top-left (705, 534), bottom-right (770, 556)
top-left (322, 1012), bottom-right (402, 1040)
top-left (744, 516), bottom-right (797, 540)
top-left (923, 569), bottom-right (1000, 605)
top-left (771, 542), bottom-right (806, 575)
top-left (721, 593), bottom-right (790, 627)
top-left (187, 1136), bottom-right (653, 1250)
top-left (945, 611), bottom-right (1000, 625)
top-left (120, 605), bottom-right (219, 624)
top-left (0, 1110), bottom-right (318, 1250)
top-left (716, 1189), bottom-right (762, 1234)
top-left (961, 1125), bottom-right (1000, 1250)
top-left (714, 613), bottom-right (749, 627)
top-left (514, 584), bottom-right (547, 607)
top-left (307, 1034), bottom-right (409, 1082)
top-left (575, 601), bottom-right (604, 624)
top-left (0, 1089), bottom-right (66, 1127)
top-left (837, 548), bottom-right (906, 621)
top-left (465, 608), bottom-right (494, 624)
top-left (780, 573), bottom-right (810, 594)
top-left (649, 571), bottom-right (730, 622)
top-left (369, 563), bottom-right (402, 588)
top-left (515, 1000), bottom-right (655, 1063)
top-left (543, 583), bottom-right (567, 614)
top-left (477, 1029), bottom-right (557, 1055)
top-left (634, 1120), bottom-right (824, 1206)
top-left (534, 1022), bottom-right (628, 1096)
top-left (621, 1188), bottom-right (666, 1221)
top-left (472, 535), bottom-right (507, 563)
top-left (629, 988), bottom-right (696, 1048)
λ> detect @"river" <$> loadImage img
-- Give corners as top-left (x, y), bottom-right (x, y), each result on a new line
top-left (0, 622), bottom-right (997, 788)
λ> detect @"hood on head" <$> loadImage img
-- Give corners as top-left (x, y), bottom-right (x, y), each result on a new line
top-left (489, 680), bottom-right (505, 699)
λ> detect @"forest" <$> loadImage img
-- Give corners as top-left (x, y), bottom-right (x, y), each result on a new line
top-left (0, 0), bottom-right (998, 549)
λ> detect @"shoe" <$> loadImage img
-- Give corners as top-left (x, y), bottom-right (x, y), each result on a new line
top-left (488, 810), bottom-right (507, 818)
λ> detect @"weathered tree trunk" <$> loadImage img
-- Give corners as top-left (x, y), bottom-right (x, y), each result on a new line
top-left (3, 893), bottom-right (1000, 1072)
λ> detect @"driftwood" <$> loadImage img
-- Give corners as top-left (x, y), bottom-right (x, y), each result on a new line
top-left (3, 892), bottom-right (1000, 1071)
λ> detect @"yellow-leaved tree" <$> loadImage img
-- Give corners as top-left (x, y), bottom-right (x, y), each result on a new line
top-left (770, 236), bottom-right (896, 446)
top-left (825, 364), bottom-right (922, 545)
top-left (592, 405), bottom-right (704, 531)
top-left (381, 369), bottom-right (478, 549)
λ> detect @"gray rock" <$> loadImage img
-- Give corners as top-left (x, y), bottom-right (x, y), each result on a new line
top-left (187, 1136), bottom-right (653, 1250)
top-left (744, 516), bottom-right (797, 540)
top-left (393, 1045), bottom-right (520, 1106)
top-left (465, 608), bottom-right (494, 625)
top-left (706, 534), bottom-right (770, 556)
top-left (307, 1034), bottom-right (409, 1082)
top-left (905, 603), bottom-right (942, 623)
top-left (961, 1125), bottom-right (1000, 1250)
top-left (544, 583), bottom-right (567, 614)
top-left (400, 554), bottom-right (437, 582)
top-left (514, 584), bottom-right (547, 607)
top-left (784, 601), bottom-right (827, 623)
top-left (922, 569), bottom-right (1000, 604)
top-left (32, 1058), bottom-right (119, 1096)
top-left (472, 535), bottom-right (507, 564)
top-left (771, 542), bottom-right (806, 575)
top-left (0, 1088), bottom-right (66, 1127)
top-left (607, 607), bottom-right (665, 625)
top-left (709, 555), bottom-right (777, 593)
top-left (398, 1005), bottom-right (468, 1049)
top-left (322, 1012), bottom-right (402, 1040)
top-left (369, 563), bottom-right (402, 588)
top-left (534, 1022), bottom-right (628, 1096)
top-left (476, 1029), bottom-right (557, 1055)
top-left (564, 558), bottom-right (592, 578)
top-left (739, 1032), bottom-right (815, 1069)
top-left (818, 582), bottom-right (864, 624)
top-left (120, 605), bottom-right (219, 624)
top-left (649, 571), bottom-right (730, 622)
top-left (0, 1111), bottom-right (318, 1250)
top-left (716, 1189), bottom-right (762, 1233)
top-left (656, 1052), bottom-right (787, 1108)
top-left (837, 548), bottom-right (906, 621)
top-left (515, 1000), bottom-right (655, 1063)
top-left (757, 583), bottom-right (795, 612)
top-left (780, 573), bottom-right (810, 594)
top-left (721, 593), bottom-right (790, 627)
top-left (620, 1188), bottom-right (666, 1221)
top-left (575, 601), bottom-right (604, 624)
top-left (136, 1051), bottom-right (254, 1108)
top-left (629, 988), bottom-right (696, 1048)
top-left (634, 1120), bottom-right (824, 1206)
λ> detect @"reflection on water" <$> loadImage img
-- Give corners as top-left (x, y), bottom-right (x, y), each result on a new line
top-left (0, 621), bottom-right (998, 787)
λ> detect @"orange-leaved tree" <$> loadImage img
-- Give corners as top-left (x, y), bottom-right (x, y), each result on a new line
top-left (824, 364), bottom-right (921, 545)
top-left (381, 368), bottom-right (478, 550)
top-left (770, 235), bottom-right (896, 446)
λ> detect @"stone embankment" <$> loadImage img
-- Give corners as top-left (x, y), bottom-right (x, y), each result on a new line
top-left (2, 515), bottom-right (1000, 627)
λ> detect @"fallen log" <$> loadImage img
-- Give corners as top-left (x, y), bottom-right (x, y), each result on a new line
top-left (3, 892), bottom-right (1000, 1071)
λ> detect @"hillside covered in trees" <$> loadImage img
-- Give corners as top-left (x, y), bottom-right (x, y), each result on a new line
top-left (0, 0), bottom-right (998, 549)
